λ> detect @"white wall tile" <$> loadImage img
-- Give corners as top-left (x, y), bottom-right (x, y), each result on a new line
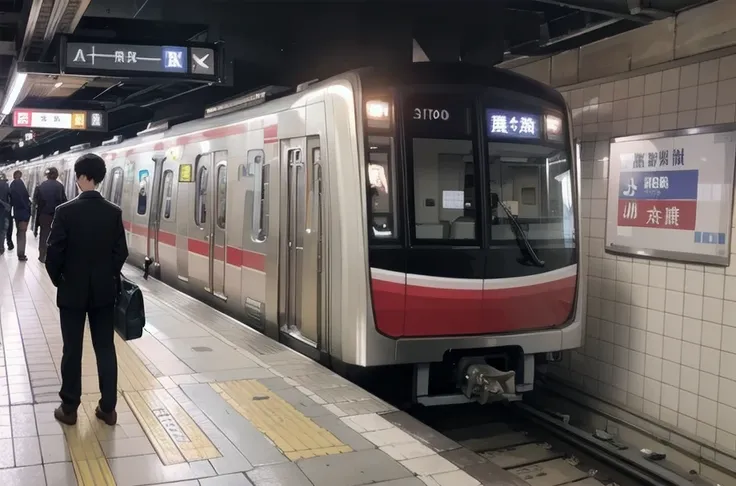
top-left (680, 63), bottom-right (699, 88)
top-left (538, 49), bottom-right (736, 450)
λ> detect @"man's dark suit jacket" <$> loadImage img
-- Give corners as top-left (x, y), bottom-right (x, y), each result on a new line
top-left (45, 191), bottom-right (129, 310)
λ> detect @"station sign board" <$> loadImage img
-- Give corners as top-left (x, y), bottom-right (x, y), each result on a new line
top-left (12, 108), bottom-right (108, 132)
top-left (605, 126), bottom-right (736, 266)
top-left (62, 40), bottom-right (218, 81)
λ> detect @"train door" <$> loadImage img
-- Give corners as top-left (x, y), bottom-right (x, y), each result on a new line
top-left (196, 151), bottom-right (228, 299)
top-left (278, 137), bottom-right (322, 345)
top-left (146, 156), bottom-right (165, 264)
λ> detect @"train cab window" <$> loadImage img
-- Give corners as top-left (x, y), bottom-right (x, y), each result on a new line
top-left (110, 167), bottom-right (124, 206)
top-left (249, 149), bottom-right (269, 242)
top-left (195, 162), bottom-right (208, 227)
top-left (216, 163), bottom-right (227, 229)
top-left (137, 169), bottom-right (150, 215)
top-left (364, 96), bottom-right (397, 240)
top-left (162, 170), bottom-right (174, 220)
top-left (367, 136), bottom-right (397, 239)
top-left (487, 142), bottom-right (574, 244)
top-left (405, 96), bottom-right (477, 242)
top-left (411, 139), bottom-right (476, 240)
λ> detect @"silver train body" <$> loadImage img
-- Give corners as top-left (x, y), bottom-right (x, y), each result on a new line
top-left (5, 64), bottom-right (585, 403)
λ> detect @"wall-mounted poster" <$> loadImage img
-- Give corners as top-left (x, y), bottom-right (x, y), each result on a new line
top-left (605, 126), bottom-right (736, 266)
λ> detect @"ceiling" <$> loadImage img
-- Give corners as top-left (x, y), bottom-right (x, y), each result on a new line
top-left (0, 0), bottom-right (716, 164)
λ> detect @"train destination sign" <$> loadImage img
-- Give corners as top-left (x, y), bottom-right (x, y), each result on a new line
top-left (12, 108), bottom-right (108, 132)
top-left (487, 110), bottom-right (540, 140)
top-left (63, 41), bottom-right (217, 80)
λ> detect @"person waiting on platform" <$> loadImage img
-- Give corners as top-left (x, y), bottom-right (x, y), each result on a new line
top-left (45, 154), bottom-right (129, 427)
top-left (33, 167), bottom-right (67, 263)
top-left (8, 170), bottom-right (30, 261)
top-left (0, 173), bottom-right (10, 255)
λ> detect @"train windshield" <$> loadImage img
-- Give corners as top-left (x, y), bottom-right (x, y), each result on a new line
top-left (486, 109), bottom-right (575, 253)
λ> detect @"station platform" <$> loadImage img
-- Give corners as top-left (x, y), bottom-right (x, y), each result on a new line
top-left (0, 245), bottom-right (488, 486)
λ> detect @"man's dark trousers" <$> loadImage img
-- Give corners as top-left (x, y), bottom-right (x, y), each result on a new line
top-left (59, 306), bottom-right (118, 414)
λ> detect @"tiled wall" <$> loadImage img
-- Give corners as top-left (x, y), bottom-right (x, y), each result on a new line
top-left (543, 55), bottom-right (736, 455)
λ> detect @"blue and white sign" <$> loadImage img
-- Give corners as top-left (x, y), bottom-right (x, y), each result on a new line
top-left (606, 128), bottom-right (736, 266)
top-left (162, 46), bottom-right (186, 72)
top-left (486, 110), bottom-right (540, 140)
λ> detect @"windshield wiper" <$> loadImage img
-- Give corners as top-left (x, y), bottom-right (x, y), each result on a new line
top-left (496, 199), bottom-right (545, 268)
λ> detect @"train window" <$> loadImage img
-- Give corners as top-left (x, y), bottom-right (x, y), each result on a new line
top-left (195, 162), bottom-right (208, 227)
top-left (367, 136), bottom-right (397, 239)
top-left (487, 142), bottom-right (574, 243)
top-left (162, 170), bottom-right (175, 220)
top-left (137, 169), bottom-right (150, 215)
top-left (249, 149), bottom-right (268, 242)
top-left (216, 163), bottom-right (227, 229)
top-left (110, 167), bottom-right (124, 206)
top-left (411, 139), bottom-right (477, 241)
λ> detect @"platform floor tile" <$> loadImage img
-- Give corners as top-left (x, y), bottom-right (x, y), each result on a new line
top-left (0, 249), bottom-right (486, 486)
top-left (212, 380), bottom-right (352, 460)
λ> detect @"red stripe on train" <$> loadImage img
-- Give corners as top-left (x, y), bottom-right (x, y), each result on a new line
top-left (371, 275), bottom-right (576, 338)
top-left (124, 223), bottom-right (265, 272)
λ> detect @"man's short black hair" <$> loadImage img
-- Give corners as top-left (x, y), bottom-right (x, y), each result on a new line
top-left (46, 167), bottom-right (59, 179)
top-left (74, 154), bottom-right (106, 185)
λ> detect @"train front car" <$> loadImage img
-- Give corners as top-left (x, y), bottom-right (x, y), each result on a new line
top-left (360, 64), bottom-right (584, 405)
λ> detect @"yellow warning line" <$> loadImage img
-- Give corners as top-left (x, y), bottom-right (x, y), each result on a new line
top-left (124, 389), bottom-right (220, 465)
top-left (62, 399), bottom-right (116, 486)
top-left (212, 380), bottom-right (352, 461)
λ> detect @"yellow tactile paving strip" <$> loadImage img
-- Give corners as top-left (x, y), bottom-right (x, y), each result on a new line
top-left (212, 380), bottom-right (352, 461)
top-left (60, 328), bottom-right (213, 483)
top-left (62, 400), bottom-right (117, 486)
top-left (125, 389), bottom-right (220, 465)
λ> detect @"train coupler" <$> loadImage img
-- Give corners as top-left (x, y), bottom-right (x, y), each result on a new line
top-left (460, 364), bottom-right (516, 405)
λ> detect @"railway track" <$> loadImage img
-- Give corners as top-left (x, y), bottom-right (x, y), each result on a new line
top-left (409, 401), bottom-right (714, 486)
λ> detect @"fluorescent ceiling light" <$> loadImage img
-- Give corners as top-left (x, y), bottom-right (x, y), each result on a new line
top-left (1, 71), bottom-right (28, 116)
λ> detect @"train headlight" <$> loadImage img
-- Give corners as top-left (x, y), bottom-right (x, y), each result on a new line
top-left (366, 100), bottom-right (390, 120)
top-left (545, 114), bottom-right (563, 141)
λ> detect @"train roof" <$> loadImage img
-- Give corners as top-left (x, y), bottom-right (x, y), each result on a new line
top-left (5, 63), bottom-right (565, 171)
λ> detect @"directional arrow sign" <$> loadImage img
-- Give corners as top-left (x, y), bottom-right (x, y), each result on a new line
top-left (190, 47), bottom-right (215, 76)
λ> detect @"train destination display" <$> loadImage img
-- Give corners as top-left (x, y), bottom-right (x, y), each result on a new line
top-left (605, 128), bottom-right (736, 266)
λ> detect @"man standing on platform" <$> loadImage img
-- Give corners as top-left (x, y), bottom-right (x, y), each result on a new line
top-left (33, 167), bottom-right (67, 263)
top-left (45, 154), bottom-right (128, 427)
top-left (0, 173), bottom-right (9, 255)
top-left (8, 170), bottom-right (30, 260)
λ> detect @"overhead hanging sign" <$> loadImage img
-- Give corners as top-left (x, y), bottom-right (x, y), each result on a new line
top-left (62, 40), bottom-right (218, 81)
top-left (12, 108), bottom-right (108, 132)
top-left (605, 127), bottom-right (736, 266)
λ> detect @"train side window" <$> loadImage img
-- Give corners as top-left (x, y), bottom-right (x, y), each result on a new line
top-left (249, 149), bottom-right (268, 242)
top-left (110, 167), bottom-right (124, 206)
top-left (195, 161), bottom-right (208, 227)
top-left (216, 163), bottom-right (227, 229)
top-left (162, 170), bottom-right (175, 220)
top-left (137, 169), bottom-right (150, 215)
top-left (367, 135), bottom-right (397, 239)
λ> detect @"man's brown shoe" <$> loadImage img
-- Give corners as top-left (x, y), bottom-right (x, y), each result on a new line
top-left (95, 406), bottom-right (117, 426)
top-left (53, 406), bottom-right (77, 426)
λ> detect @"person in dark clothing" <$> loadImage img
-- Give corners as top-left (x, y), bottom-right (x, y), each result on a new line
top-left (33, 167), bottom-right (67, 263)
top-left (45, 154), bottom-right (128, 427)
top-left (8, 170), bottom-right (30, 261)
top-left (0, 173), bottom-right (10, 254)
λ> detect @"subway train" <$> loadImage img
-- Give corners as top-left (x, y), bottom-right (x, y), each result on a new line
top-left (4, 64), bottom-right (584, 405)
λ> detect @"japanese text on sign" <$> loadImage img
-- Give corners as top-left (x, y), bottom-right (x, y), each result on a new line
top-left (486, 110), bottom-right (540, 139)
top-left (624, 148), bottom-right (685, 169)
